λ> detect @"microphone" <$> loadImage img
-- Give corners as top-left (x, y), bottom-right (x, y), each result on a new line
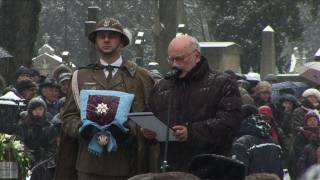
top-left (164, 67), bottom-right (182, 80)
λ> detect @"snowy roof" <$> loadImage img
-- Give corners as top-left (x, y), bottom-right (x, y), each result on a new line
top-left (38, 44), bottom-right (55, 55)
top-left (0, 46), bottom-right (13, 59)
top-left (32, 53), bottom-right (62, 63)
top-left (315, 48), bottom-right (320, 57)
top-left (0, 91), bottom-right (26, 106)
top-left (199, 42), bottom-right (240, 48)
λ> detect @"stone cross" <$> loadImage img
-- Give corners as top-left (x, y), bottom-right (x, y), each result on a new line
top-left (43, 33), bottom-right (50, 44)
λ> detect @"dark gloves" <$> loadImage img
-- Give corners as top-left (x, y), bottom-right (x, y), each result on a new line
top-left (109, 125), bottom-right (128, 143)
top-left (79, 125), bottom-right (99, 142)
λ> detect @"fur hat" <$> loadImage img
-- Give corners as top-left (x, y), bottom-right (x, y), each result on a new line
top-left (255, 81), bottom-right (272, 94)
top-left (15, 80), bottom-right (37, 93)
top-left (303, 88), bottom-right (320, 101)
top-left (188, 154), bottom-right (245, 180)
top-left (88, 17), bottom-right (130, 47)
top-left (279, 94), bottom-right (300, 108)
top-left (258, 105), bottom-right (273, 119)
top-left (52, 64), bottom-right (72, 81)
top-left (304, 111), bottom-right (320, 125)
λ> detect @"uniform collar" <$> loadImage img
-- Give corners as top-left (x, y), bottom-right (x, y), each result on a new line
top-left (120, 58), bottom-right (137, 77)
top-left (100, 56), bottom-right (123, 67)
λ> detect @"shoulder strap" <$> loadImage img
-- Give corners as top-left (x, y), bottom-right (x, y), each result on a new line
top-left (71, 70), bottom-right (80, 109)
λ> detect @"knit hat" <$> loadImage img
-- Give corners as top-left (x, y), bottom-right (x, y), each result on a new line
top-left (258, 105), bottom-right (273, 119)
top-left (15, 80), bottom-right (37, 93)
top-left (241, 104), bottom-right (259, 119)
top-left (39, 77), bottom-right (60, 90)
top-left (255, 81), bottom-right (272, 94)
top-left (15, 66), bottom-right (32, 80)
top-left (27, 97), bottom-right (47, 115)
top-left (30, 68), bottom-right (40, 77)
top-left (58, 72), bottom-right (72, 84)
top-left (304, 111), bottom-right (320, 125)
top-left (303, 88), bottom-right (320, 101)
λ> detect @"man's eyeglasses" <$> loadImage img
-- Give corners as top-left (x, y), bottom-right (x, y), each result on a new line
top-left (167, 49), bottom-right (197, 64)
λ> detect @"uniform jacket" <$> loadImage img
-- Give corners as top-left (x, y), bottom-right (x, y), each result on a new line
top-left (149, 56), bottom-right (242, 171)
top-left (57, 60), bottom-right (154, 178)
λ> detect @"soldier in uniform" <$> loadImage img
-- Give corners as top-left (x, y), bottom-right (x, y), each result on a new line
top-left (56, 17), bottom-right (154, 180)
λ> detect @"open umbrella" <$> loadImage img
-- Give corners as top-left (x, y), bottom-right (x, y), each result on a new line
top-left (271, 81), bottom-right (309, 103)
top-left (297, 62), bottom-right (320, 85)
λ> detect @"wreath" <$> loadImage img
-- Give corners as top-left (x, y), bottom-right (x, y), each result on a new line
top-left (0, 133), bottom-right (30, 178)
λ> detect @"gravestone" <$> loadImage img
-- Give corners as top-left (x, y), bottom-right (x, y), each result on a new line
top-left (260, 25), bottom-right (276, 79)
top-left (199, 42), bottom-right (242, 72)
top-left (32, 34), bottom-right (62, 76)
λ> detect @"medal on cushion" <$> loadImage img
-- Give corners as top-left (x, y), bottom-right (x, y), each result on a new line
top-left (97, 134), bottom-right (108, 146)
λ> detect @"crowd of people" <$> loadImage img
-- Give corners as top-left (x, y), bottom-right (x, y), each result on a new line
top-left (1, 17), bottom-right (320, 180)
top-left (225, 70), bottom-right (320, 179)
top-left (0, 64), bottom-right (72, 179)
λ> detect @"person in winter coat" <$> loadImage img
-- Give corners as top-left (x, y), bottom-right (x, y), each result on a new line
top-left (57, 72), bottom-right (71, 97)
top-left (277, 94), bottom-right (300, 178)
top-left (39, 77), bottom-right (60, 116)
top-left (302, 88), bottom-right (320, 111)
top-left (258, 105), bottom-right (286, 146)
top-left (15, 79), bottom-right (38, 101)
top-left (17, 97), bottom-right (57, 180)
top-left (232, 105), bottom-right (283, 179)
top-left (296, 111), bottom-right (320, 176)
top-left (253, 81), bottom-right (272, 108)
top-left (278, 94), bottom-right (300, 136)
top-left (58, 17), bottom-right (155, 180)
top-left (290, 97), bottom-right (318, 179)
top-left (146, 35), bottom-right (242, 172)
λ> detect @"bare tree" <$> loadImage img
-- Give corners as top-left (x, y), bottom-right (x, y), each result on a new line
top-left (0, 0), bottom-right (41, 82)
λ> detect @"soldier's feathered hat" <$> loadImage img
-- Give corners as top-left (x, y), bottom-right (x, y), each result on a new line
top-left (88, 17), bottom-right (130, 47)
